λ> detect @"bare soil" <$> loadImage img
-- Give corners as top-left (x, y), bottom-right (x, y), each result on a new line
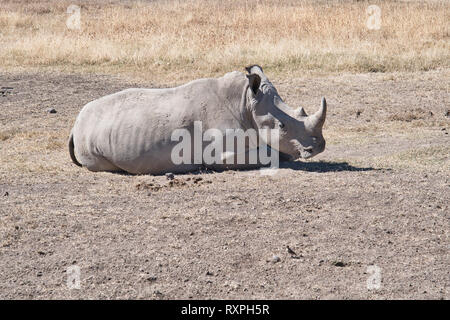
top-left (0, 70), bottom-right (448, 299)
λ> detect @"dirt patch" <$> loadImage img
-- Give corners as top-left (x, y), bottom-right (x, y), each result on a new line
top-left (135, 177), bottom-right (212, 192)
top-left (0, 70), bottom-right (448, 299)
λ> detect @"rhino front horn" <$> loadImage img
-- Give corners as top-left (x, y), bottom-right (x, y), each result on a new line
top-left (308, 97), bottom-right (327, 128)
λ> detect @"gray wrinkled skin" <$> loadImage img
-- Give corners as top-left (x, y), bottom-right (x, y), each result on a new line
top-left (69, 65), bottom-right (327, 174)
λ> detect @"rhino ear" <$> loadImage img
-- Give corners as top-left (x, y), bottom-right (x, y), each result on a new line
top-left (245, 64), bottom-right (263, 74)
top-left (246, 74), bottom-right (261, 95)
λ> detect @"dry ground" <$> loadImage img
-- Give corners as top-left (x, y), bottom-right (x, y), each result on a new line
top-left (0, 68), bottom-right (448, 299)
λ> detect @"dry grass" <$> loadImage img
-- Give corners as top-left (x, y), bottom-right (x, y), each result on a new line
top-left (0, 0), bottom-right (449, 83)
top-left (0, 129), bottom-right (66, 174)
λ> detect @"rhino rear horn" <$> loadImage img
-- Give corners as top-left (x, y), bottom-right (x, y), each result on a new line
top-left (295, 107), bottom-right (308, 117)
top-left (308, 97), bottom-right (327, 128)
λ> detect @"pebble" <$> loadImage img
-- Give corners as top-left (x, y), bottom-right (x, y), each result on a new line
top-left (269, 255), bottom-right (281, 263)
top-left (332, 261), bottom-right (347, 267)
top-left (46, 108), bottom-right (57, 114)
top-left (225, 280), bottom-right (241, 289)
top-left (165, 172), bottom-right (174, 180)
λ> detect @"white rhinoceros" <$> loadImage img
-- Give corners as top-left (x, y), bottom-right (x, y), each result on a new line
top-left (69, 65), bottom-right (326, 174)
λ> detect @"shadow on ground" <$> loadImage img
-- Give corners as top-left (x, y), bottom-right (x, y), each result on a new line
top-left (97, 161), bottom-right (380, 176)
top-left (280, 161), bottom-right (380, 173)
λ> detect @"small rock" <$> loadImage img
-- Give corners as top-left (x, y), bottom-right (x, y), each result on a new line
top-left (268, 255), bottom-right (281, 263)
top-left (332, 261), bottom-right (347, 267)
top-left (0, 87), bottom-right (13, 96)
top-left (445, 110), bottom-right (450, 118)
top-left (206, 271), bottom-right (214, 276)
top-left (225, 280), bottom-right (241, 289)
top-left (165, 172), bottom-right (174, 180)
top-left (3, 192), bottom-right (8, 196)
top-left (356, 110), bottom-right (362, 117)
top-left (46, 108), bottom-right (57, 114)
top-left (146, 276), bottom-right (157, 282)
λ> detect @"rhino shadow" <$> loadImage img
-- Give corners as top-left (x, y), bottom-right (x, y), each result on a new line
top-left (279, 160), bottom-right (379, 173)
top-left (105, 161), bottom-right (378, 175)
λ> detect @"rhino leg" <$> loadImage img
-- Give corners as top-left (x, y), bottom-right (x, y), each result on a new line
top-left (91, 158), bottom-right (121, 172)
top-left (205, 149), bottom-right (264, 171)
top-left (79, 154), bottom-right (122, 172)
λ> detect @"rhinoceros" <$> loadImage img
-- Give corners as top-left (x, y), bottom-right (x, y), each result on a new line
top-left (68, 65), bottom-right (326, 174)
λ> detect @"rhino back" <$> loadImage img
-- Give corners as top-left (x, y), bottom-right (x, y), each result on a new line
top-left (72, 74), bottom-right (246, 173)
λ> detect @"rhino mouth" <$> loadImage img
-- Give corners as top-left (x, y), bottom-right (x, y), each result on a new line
top-left (279, 149), bottom-right (312, 161)
top-left (299, 147), bottom-right (314, 159)
top-left (276, 148), bottom-right (315, 161)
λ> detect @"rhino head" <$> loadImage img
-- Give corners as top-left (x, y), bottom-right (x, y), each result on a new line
top-left (245, 65), bottom-right (326, 160)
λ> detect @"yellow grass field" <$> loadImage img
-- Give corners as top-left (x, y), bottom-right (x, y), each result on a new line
top-left (1, 0), bottom-right (449, 83)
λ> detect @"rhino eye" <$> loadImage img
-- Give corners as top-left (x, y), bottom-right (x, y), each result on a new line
top-left (278, 122), bottom-right (285, 128)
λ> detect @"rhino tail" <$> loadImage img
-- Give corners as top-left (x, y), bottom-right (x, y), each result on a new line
top-left (68, 131), bottom-right (82, 167)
